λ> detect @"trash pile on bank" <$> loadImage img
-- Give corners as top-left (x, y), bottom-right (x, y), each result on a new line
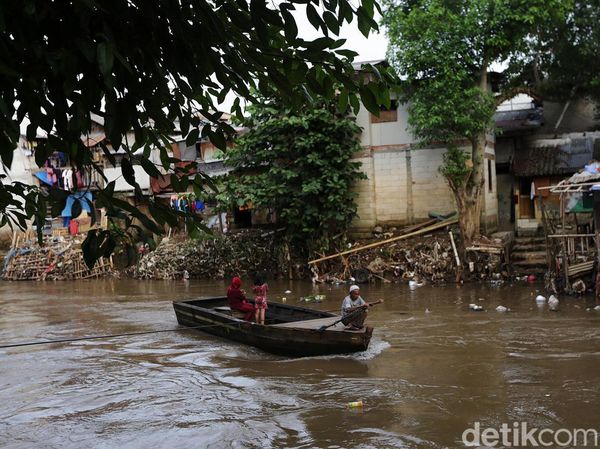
top-left (2, 233), bottom-right (115, 281)
top-left (310, 227), bottom-right (508, 285)
top-left (129, 221), bottom-right (509, 283)
top-left (129, 228), bottom-right (285, 280)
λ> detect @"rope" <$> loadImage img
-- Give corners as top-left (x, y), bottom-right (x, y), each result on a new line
top-left (0, 323), bottom-right (226, 349)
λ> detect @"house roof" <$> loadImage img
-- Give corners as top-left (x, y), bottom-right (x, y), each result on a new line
top-left (548, 162), bottom-right (600, 193)
top-left (351, 58), bottom-right (388, 71)
top-left (513, 136), bottom-right (595, 176)
top-left (494, 107), bottom-right (543, 132)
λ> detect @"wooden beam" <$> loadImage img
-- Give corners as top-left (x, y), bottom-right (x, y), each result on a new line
top-left (308, 218), bottom-right (458, 265)
top-left (547, 234), bottom-right (596, 238)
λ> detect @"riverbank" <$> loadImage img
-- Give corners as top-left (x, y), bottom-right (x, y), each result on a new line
top-left (128, 225), bottom-right (510, 284)
top-left (129, 228), bottom-right (288, 280)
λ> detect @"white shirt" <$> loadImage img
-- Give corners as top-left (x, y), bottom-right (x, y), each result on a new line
top-left (62, 169), bottom-right (73, 190)
top-left (341, 295), bottom-right (366, 316)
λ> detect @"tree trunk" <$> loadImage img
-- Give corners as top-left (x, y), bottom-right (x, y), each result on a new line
top-left (452, 135), bottom-right (486, 248)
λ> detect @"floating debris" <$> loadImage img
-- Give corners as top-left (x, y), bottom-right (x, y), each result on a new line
top-left (299, 294), bottom-right (326, 303)
top-left (548, 295), bottom-right (559, 311)
top-left (347, 400), bottom-right (363, 408)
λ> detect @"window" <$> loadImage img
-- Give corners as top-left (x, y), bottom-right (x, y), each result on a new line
top-left (370, 99), bottom-right (398, 123)
top-left (488, 159), bottom-right (493, 192)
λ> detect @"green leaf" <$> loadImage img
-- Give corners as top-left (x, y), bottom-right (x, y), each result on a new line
top-left (323, 11), bottom-right (340, 34)
top-left (121, 157), bottom-right (137, 188)
top-left (336, 48), bottom-right (358, 59)
top-left (306, 4), bottom-right (323, 31)
top-left (337, 88), bottom-right (349, 112)
top-left (82, 230), bottom-right (99, 269)
top-left (359, 85), bottom-right (379, 115)
top-left (97, 42), bottom-right (114, 76)
top-left (140, 157), bottom-right (162, 178)
top-left (185, 128), bottom-right (199, 147)
top-left (281, 8), bottom-right (298, 40)
top-left (71, 199), bottom-right (82, 218)
top-left (356, 6), bottom-right (377, 36)
top-left (208, 129), bottom-right (227, 150)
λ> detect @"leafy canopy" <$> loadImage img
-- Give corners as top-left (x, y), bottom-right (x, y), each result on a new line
top-left (219, 95), bottom-right (366, 255)
top-left (538, 1), bottom-right (600, 104)
top-left (381, 0), bottom-right (570, 145)
top-left (381, 0), bottom-right (572, 245)
top-left (0, 0), bottom-right (391, 262)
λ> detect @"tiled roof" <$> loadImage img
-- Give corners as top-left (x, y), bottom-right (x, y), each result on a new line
top-left (513, 136), bottom-right (595, 176)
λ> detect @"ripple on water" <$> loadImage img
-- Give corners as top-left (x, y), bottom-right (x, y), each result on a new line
top-left (2, 280), bottom-right (600, 449)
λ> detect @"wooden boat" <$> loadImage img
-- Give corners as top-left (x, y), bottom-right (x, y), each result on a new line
top-left (172, 296), bottom-right (374, 357)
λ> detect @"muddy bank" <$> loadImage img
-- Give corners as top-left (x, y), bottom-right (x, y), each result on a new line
top-left (129, 226), bottom-right (508, 284)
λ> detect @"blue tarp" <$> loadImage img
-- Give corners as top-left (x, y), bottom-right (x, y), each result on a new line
top-left (34, 171), bottom-right (52, 185)
top-left (61, 191), bottom-right (93, 217)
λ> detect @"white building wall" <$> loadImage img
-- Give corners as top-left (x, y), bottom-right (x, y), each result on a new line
top-left (0, 137), bottom-right (38, 185)
top-left (372, 149), bottom-right (407, 222)
top-left (358, 103), bottom-right (413, 147)
top-left (104, 165), bottom-right (150, 192)
top-left (410, 148), bottom-right (455, 219)
top-left (352, 101), bottom-right (498, 235)
top-left (352, 153), bottom-right (376, 229)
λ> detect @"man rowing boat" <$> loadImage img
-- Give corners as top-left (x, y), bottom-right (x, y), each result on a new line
top-left (340, 285), bottom-right (373, 331)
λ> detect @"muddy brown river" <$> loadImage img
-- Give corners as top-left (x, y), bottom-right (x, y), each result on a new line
top-left (1, 279), bottom-right (599, 448)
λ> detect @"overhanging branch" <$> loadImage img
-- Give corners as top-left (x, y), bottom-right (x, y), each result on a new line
top-left (494, 86), bottom-right (542, 106)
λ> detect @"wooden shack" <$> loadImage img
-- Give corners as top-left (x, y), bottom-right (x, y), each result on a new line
top-left (539, 163), bottom-right (600, 294)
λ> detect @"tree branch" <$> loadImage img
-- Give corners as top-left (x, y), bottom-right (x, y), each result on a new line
top-left (494, 85), bottom-right (542, 106)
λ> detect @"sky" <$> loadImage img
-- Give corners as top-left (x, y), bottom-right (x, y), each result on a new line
top-left (293, 9), bottom-right (388, 63)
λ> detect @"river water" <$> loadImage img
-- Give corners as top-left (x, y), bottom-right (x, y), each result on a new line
top-left (1, 279), bottom-right (599, 449)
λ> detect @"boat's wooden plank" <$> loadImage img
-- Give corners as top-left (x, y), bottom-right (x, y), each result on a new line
top-left (269, 316), bottom-right (349, 331)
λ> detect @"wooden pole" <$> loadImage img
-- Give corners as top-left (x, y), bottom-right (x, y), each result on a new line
top-left (560, 194), bottom-right (569, 290)
top-left (449, 230), bottom-right (462, 283)
top-left (308, 217), bottom-right (458, 265)
top-left (449, 231), bottom-right (461, 267)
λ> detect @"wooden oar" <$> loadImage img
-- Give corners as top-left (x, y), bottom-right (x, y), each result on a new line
top-left (317, 299), bottom-right (383, 332)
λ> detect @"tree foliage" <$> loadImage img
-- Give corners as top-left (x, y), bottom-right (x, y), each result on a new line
top-left (383, 0), bottom-right (570, 141)
top-left (538, 1), bottom-right (600, 105)
top-left (219, 97), bottom-right (366, 256)
top-left (381, 0), bottom-right (571, 244)
top-left (0, 0), bottom-right (391, 264)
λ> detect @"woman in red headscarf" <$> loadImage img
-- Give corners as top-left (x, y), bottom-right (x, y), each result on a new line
top-left (227, 276), bottom-right (255, 321)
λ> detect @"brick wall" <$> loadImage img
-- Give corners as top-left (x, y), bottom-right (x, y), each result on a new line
top-left (351, 145), bottom-right (498, 235)
top-left (351, 102), bottom-right (498, 235)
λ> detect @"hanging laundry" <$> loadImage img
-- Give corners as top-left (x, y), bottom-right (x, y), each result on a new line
top-left (169, 193), bottom-right (205, 214)
top-left (69, 219), bottom-right (79, 236)
top-left (34, 171), bottom-right (52, 186)
top-left (75, 170), bottom-right (84, 188)
top-left (55, 168), bottom-right (63, 189)
top-left (62, 168), bottom-right (73, 191)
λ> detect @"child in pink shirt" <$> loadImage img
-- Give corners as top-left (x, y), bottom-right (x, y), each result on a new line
top-left (252, 274), bottom-right (268, 325)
